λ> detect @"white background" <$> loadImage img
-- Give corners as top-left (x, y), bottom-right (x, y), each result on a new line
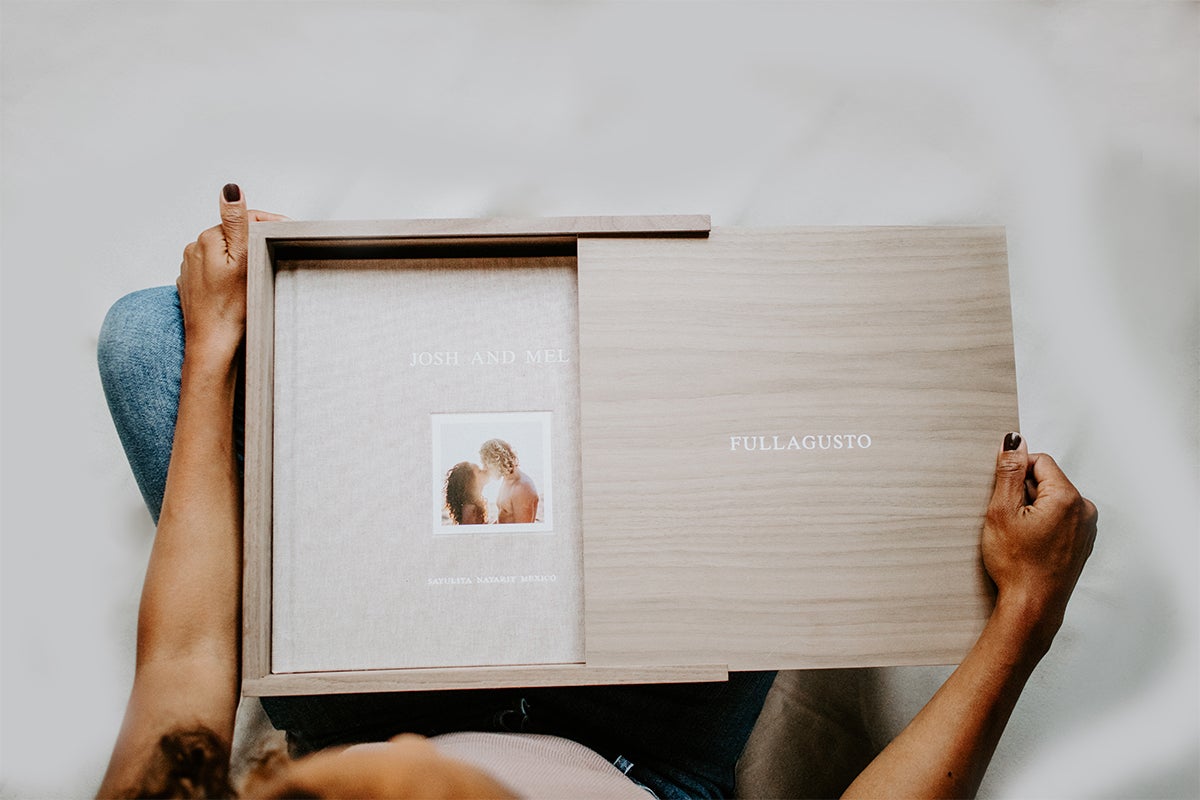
top-left (1, 2), bottom-right (1196, 797)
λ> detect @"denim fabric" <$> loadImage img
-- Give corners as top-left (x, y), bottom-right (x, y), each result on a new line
top-left (97, 286), bottom-right (775, 798)
top-left (98, 286), bottom-right (244, 522)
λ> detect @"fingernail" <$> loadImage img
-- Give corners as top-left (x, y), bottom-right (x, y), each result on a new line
top-left (223, 183), bottom-right (241, 202)
top-left (1004, 432), bottom-right (1022, 451)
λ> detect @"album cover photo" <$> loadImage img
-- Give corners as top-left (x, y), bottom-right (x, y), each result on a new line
top-left (431, 412), bottom-right (553, 534)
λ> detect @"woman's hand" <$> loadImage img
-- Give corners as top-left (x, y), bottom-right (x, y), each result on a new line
top-left (843, 435), bottom-right (1098, 799)
top-left (982, 433), bottom-right (1099, 653)
top-left (176, 183), bottom-right (287, 365)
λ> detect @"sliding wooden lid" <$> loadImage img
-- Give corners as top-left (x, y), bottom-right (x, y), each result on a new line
top-left (577, 227), bottom-right (1016, 669)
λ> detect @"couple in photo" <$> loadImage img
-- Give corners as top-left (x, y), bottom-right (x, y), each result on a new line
top-left (444, 438), bottom-right (539, 525)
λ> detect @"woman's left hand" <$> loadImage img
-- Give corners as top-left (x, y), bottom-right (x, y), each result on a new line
top-left (176, 183), bottom-right (287, 364)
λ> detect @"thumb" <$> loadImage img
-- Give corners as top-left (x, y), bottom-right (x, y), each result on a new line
top-left (219, 182), bottom-right (248, 265)
top-left (989, 432), bottom-right (1030, 516)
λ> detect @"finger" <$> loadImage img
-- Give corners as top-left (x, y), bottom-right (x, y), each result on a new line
top-left (197, 225), bottom-right (226, 253)
top-left (1026, 453), bottom-right (1090, 522)
top-left (220, 183), bottom-right (249, 265)
top-left (989, 432), bottom-right (1030, 515)
top-left (249, 209), bottom-right (290, 222)
top-left (1028, 452), bottom-right (1078, 502)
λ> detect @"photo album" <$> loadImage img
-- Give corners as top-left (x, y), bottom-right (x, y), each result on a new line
top-left (250, 219), bottom-right (1017, 688)
top-left (271, 258), bottom-right (583, 672)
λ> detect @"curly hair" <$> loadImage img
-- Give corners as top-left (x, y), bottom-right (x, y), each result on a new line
top-left (479, 439), bottom-right (518, 477)
top-left (125, 726), bottom-right (234, 799)
top-left (444, 461), bottom-right (488, 524)
top-left (125, 725), bottom-right (307, 799)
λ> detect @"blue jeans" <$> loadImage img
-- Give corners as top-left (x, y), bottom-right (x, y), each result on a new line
top-left (98, 286), bottom-right (775, 799)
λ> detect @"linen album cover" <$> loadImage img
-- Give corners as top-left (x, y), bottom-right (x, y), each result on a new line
top-left (271, 258), bottom-right (582, 672)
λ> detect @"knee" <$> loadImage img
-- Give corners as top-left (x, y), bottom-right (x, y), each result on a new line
top-left (97, 286), bottom-right (182, 386)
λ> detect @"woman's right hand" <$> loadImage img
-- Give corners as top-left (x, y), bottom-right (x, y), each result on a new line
top-left (843, 437), bottom-right (1099, 799)
top-left (176, 183), bottom-right (287, 366)
top-left (981, 433), bottom-right (1098, 652)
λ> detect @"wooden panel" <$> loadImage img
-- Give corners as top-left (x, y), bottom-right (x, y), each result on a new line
top-left (243, 232), bottom-right (275, 682)
top-left (252, 214), bottom-right (710, 242)
top-left (578, 227), bottom-right (1016, 669)
top-left (243, 664), bottom-right (728, 697)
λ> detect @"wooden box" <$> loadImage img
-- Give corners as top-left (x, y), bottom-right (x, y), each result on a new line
top-left (243, 216), bottom-right (1016, 697)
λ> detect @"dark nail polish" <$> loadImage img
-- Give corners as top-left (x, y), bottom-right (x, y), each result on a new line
top-left (1004, 432), bottom-right (1022, 451)
top-left (223, 183), bottom-right (241, 202)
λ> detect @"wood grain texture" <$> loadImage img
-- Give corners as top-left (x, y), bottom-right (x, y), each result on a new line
top-left (243, 232), bottom-right (275, 682)
top-left (243, 664), bottom-right (728, 697)
top-left (252, 215), bottom-right (710, 242)
top-left (577, 227), bottom-right (1017, 669)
